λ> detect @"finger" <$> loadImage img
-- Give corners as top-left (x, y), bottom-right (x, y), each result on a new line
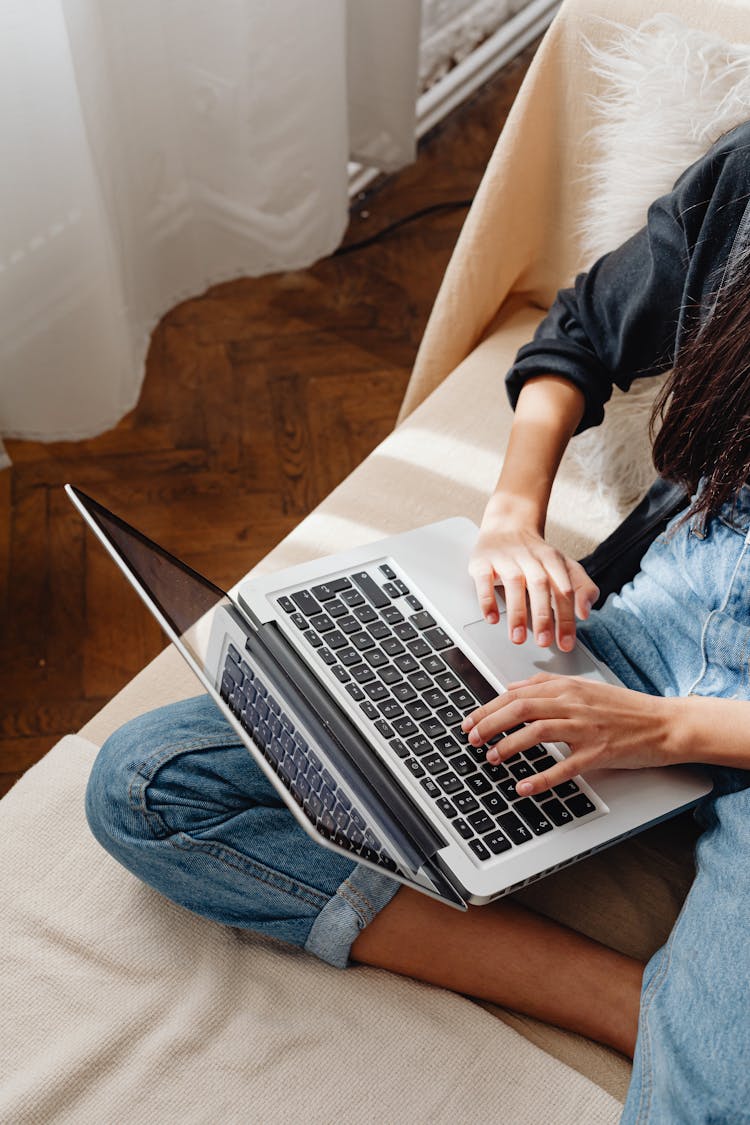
top-left (520, 556), bottom-right (555, 647)
top-left (514, 752), bottom-right (585, 798)
top-left (469, 561), bottom-right (500, 624)
top-left (539, 552), bottom-right (577, 652)
top-left (495, 567), bottom-right (528, 644)
top-left (567, 559), bottom-right (600, 620)
top-left (467, 699), bottom-right (568, 750)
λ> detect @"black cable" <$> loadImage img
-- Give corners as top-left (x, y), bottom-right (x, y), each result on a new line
top-left (332, 198), bottom-right (473, 257)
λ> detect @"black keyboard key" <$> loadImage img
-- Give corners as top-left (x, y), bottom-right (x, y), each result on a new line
top-left (453, 791), bottom-right (480, 814)
top-left (466, 774), bottom-right (492, 796)
top-left (554, 780), bottom-right (581, 799)
top-left (381, 606), bottom-right (404, 625)
top-left (379, 563), bottom-right (397, 580)
top-left (360, 701), bottom-right (378, 720)
top-left (390, 738), bottom-right (409, 759)
top-left (497, 811), bottom-right (532, 846)
top-left (277, 596), bottom-right (295, 614)
top-left (345, 683), bottom-right (365, 702)
top-left (350, 809), bottom-right (366, 830)
top-left (441, 647), bottom-right (498, 704)
top-left (421, 655), bottom-right (446, 675)
top-left (341, 588), bottom-right (366, 608)
top-left (308, 793), bottom-right (323, 818)
top-left (405, 757), bottom-right (425, 778)
top-left (498, 778), bottom-right (524, 802)
top-left (319, 648), bottom-right (336, 666)
top-left (378, 665), bottom-right (403, 685)
top-left (464, 743), bottom-right (489, 764)
top-left (368, 621), bottom-right (391, 640)
top-left (352, 571), bottom-right (390, 608)
top-left (406, 700), bottom-right (430, 720)
top-left (383, 582), bottom-right (401, 598)
top-left (395, 654), bottom-right (419, 673)
top-left (438, 773), bottom-right (463, 795)
top-left (374, 719), bottom-right (394, 739)
top-left (338, 615), bottom-right (361, 635)
top-left (321, 785), bottom-right (336, 811)
top-left (469, 839), bottom-right (491, 861)
top-left (424, 688), bottom-right (448, 709)
top-left (408, 670), bottom-right (432, 691)
top-left (290, 612), bottom-right (309, 631)
top-left (468, 811), bottom-right (494, 835)
top-left (379, 699), bottom-right (404, 720)
top-left (364, 648), bottom-right (389, 668)
top-left (394, 622), bottom-right (418, 641)
top-left (452, 754), bottom-right (476, 777)
top-left (365, 681), bottom-right (389, 701)
top-left (393, 579), bottom-right (409, 596)
top-left (351, 631), bottom-right (376, 651)
top-left (436, 797), bottom-right (457, 819)
top-left (436, 705), bottom-right (462, 726)
top-left (422, 752), bottom-right (447, 775)
top-left (480, 792), bottom-right (508, 816)
top-left (382, 636), bottom-right (405, 656)
top-left (424, 626), bottom-right (452, 650)
top-left (435, 735), bottom-right (460, 757)
top-left (338, 646), bottom-right (362, 667)
top-left (450, 689), bottom-right (476, 711)
top-left (453, 818), bottom-right (473, 840)
top-left (325, 630), bottom-right (347, 650)
top-left (354, 604), bottom-right (378, 624)
top-left (393, 682), bottom-right (417, 702)
top-left (540, 798), bottom-right (574, 826)
top-left (351, 664), bottom-right (376, 684)
top-left (327, 598), bottom-right (348, 618)
top-left (566, 793), bottom-right (597, 818)
top-left (305, 631), bottom-right (323, 648)
top-left (524, 744), bottom-right (547, 761)
top-left (405, 595), bottom-right (423, 611)
top-left (407, 734), bottom-right (432, 756)
top-left (420, 717), bottom-right (445, 739)
top-left (435, 671), bottom-right (460, 692)
top-left (292, 589), bottom-right (322, 616)
top-left (485, 830), bottom-right (513, 855)
top-left (509, 759), bottom-right (535, 780)
top-left (408, 638), bottom-right (432, 658)
top-left (515, 798), bottom-right (554, 836)
top-left (410, 611), bottom-right (436, 630)
top-left (393, 716), bottom-right (418, 737)
top-left (310, 582), bottom-right (338, 602)
top-left (420, 777), bottom-right (441, 799)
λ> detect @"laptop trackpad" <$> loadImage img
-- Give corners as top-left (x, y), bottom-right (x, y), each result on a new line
top-left (462, 615), bottom-right (606, 688)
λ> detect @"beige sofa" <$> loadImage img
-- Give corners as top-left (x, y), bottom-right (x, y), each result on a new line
top-left (3, 0), bottom-right (748, 1120)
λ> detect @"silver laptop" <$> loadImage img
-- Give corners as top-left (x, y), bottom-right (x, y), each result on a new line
top-left (67, 485), bottom-right (712, 911)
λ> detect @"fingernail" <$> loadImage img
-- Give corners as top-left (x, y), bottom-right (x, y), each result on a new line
top-left (461, 717), bottom-right (474, 731)
top-left (517, 781), bottom-right (533, 796)
top-left (469, 729), bottom-right (481, 745)
top-left (512, 627), bottom-right (525, 643)
top-left (537, 630), bottom-right (551, 646)
top-left (560, 634), bottom-right (575, 652)
top-left (488, 612), bottom-right (499, 624)
top-left (487, 750), bottom-right (499, 764)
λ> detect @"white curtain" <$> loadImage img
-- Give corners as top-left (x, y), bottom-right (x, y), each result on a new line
top-left (0, 0), bottom-right (421, 467)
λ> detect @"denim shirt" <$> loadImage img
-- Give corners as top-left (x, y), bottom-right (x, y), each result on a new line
top-left (505, 119), bottom-right (750, 434)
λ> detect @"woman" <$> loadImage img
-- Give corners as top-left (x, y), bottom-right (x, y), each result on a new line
top-left (87, 122), bottom-right (750, 1122)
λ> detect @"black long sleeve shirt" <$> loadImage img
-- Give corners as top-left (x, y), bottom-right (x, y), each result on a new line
top-left (505, 120), bottom-right (750, 433)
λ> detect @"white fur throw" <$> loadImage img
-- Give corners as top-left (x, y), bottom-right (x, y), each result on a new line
top-left (569, 14), bottom-right (750, 512)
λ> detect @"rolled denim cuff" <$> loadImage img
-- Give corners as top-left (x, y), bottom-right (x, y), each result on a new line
top-left (304, 862), bottom-right (401, 969)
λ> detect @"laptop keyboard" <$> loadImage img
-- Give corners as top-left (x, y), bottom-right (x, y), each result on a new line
top-left (276, 561), bottom-right (601, 864)
top-left (220, 644), bottom-right (400, 873)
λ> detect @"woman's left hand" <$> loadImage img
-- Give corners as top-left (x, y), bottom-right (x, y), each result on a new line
top-left (461, 672), bottom-right (678, 797)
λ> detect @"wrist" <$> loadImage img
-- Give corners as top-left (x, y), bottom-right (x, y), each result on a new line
top-left (657, 696), bottom-right (693, 765)
top-left (483, 489), bottom-right (546, 535)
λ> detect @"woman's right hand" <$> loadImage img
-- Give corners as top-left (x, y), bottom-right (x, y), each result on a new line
top-left (468, 494), bottom-right (599, 653)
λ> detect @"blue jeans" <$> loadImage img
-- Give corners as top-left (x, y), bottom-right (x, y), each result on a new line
top-left (86, 488), bottom-right (750, 1123)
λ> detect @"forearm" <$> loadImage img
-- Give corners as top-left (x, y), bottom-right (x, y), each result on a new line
top-left (667, 695), bottom-right (750, 770)
top-left (488, 375), bottom-right (585, 533)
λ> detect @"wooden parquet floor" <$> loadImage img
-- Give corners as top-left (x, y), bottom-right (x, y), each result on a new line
top-left (0, 43), bottom-right (537, 796)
